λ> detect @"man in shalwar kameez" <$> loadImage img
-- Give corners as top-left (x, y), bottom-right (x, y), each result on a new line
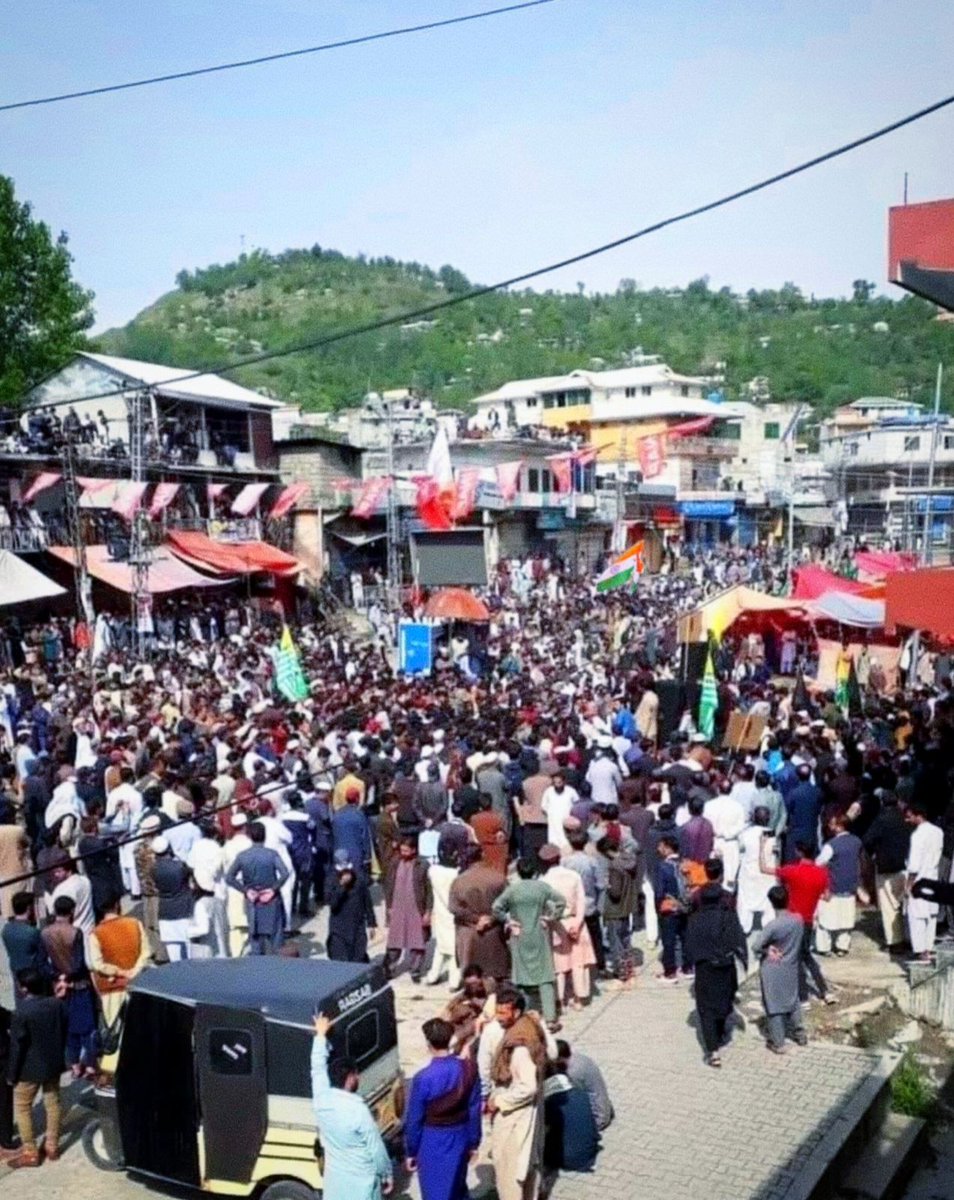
top-left (404, 1018), bottom-right (481, 1200)
top-left (487, 987), bottom-right (548, 1200)
top-left (224, 821), bottom-right (289, 955)
top-left (311, 1015), bottom-right (393, 1200)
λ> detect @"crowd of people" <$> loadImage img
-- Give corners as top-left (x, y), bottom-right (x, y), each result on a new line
top-left (0, 541), bottom-right (952, 1198)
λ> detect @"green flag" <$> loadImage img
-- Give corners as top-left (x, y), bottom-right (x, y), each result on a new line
top-left (274, 625), bottom-right (309, 702)
top-left (698, 644), bottom-right (718, 741)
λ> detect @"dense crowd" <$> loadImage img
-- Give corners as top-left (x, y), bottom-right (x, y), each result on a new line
top-left (0, 542), bottom-right (952, 1200)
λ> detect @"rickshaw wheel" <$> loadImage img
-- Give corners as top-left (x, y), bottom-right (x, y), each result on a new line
top-left (81, 1117), bottom-right (125, 1171)
top-left (260, 1180), bottom-right (320, 1200)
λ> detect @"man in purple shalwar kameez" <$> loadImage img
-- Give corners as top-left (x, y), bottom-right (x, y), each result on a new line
top-left (383, 838), bottom-right (432, 983)
top-left (405, 1018), bottom-right (482, 1200)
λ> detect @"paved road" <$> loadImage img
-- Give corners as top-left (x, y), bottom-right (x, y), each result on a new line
top-left (1, 908), bottom-right (888, 1200)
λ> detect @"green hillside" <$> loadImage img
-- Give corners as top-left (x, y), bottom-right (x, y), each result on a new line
top-left (98, 246), bottom-right (954, 414)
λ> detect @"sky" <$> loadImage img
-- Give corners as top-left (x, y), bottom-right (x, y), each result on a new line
top-left (3, 0), bottom-right (953, 332)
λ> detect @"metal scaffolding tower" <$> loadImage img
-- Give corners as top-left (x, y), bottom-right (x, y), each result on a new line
top-left (61, 435), bottom-right (93, 624)
top-left (384, 398), bottom-right (401, 606)
top-left (128, 388), bottom-right (153, 659)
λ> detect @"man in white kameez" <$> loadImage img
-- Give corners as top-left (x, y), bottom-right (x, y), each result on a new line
top-left (905, 804), bottom-right (944, 960)
top-left (487, 988), bottom-right (546, 1200)
top-left (704, 785), bottom-right (746, 891)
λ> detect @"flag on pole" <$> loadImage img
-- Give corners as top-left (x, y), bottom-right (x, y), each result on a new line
top-left (148, 482), bottom-right (180, 519)
top-left (698, 643), bottom-right (718, 741)
top-left (594, 541), bottom-right (645, 592)
top-left (274, 626), bottom-right (309, 702)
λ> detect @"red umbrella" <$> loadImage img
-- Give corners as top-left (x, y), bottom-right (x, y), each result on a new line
top-left (423, 588), bottom-right (491, 622)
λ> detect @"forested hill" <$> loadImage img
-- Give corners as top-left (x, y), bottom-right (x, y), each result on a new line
top-left (98, 246), bottom-right (954, 413)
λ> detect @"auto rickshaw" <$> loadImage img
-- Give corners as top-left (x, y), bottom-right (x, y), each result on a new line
top-left (83, 957), bottom-right (404, 1200)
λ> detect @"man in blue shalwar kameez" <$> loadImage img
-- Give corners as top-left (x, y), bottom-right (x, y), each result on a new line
top-left (404, 1018), bottom-right (482, 1200)
top-left (311, 1014), bottom-right (393, 1200)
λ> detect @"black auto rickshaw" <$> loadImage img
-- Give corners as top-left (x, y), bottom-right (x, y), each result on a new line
top-left (83, 957), bottom-right (403, 1200)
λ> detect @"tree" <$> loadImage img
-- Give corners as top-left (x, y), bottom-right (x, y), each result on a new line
top-left (0, 176), bottom-right (95, 406)
top-left (852, 279), bottom-right (875, 304)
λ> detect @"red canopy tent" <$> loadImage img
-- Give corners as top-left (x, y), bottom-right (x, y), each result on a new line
top-left (166, 530), bottom-right (300, 577)
top-left (792, 565), bottom-right (870, 600)
top-left (885, 567), bottom-right (954, 639)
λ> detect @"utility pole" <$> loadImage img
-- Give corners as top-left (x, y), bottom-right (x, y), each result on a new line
top-left (613, 432), bottom-right (628, 553)
top-left (909, 362), bottom-right (944, 680)
top-left (782, 404), bottom-right (805, 592)
top-left (384, 396), bottom-right (401, 608)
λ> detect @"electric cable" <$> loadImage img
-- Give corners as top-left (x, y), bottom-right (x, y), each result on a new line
top-left (0, 1), bottom-right (558, 113)
top-left (27, 89), bottom-right (954, 412)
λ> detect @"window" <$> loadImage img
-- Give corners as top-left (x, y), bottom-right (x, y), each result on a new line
top-left (944, 434), bottom-right (954, 450)
top-left (345, 1011), bottom-right (380, 1069)
top-left (680, 385), bottom-right (690, 397)
top-left (624, 387), bottom-right (637, 398)
top-left (209, 1029), bottom-right (253, 1076)
top-left (763, 422), bottom-right (780, 440)
top-left (541, 469), bottom-right (552, 494)
top-left (904, 435), bottom-right (921, 453)
top-left (527, 468), bottom-right (540, 492)
top-left (641, 386), bottom-right (652, 396)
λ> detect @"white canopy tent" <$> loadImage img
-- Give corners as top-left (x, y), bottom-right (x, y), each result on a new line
top-left (0, 549), bottom-right (66, 606)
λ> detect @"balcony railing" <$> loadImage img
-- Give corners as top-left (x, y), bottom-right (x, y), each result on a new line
top-left (670, 436), bottom-right (739, 459)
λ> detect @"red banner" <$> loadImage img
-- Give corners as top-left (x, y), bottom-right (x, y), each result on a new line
top-left (547, 453), bottom-right (573, 494)
top-left (148, 482), bottom-right (179, 519)
top-left (111, 482), bottom-right (148, 522)
top-left (22, 472), bottom-right (61, 503)
top-left (638, 435), bottom-right (666, 479)
top-left (452, 468), bottom-right (481, 520)
top-left (207, 482), bottom-right (229, 503)
top-left (352, 476), bottom-right (391, 519)
top-left (268, 482), bottom-right (310, 520)
top-left (573, 446), bottom-right (598, 466)
top-left (496, 460), bottom-right (523, 502)
top-left (415, 477), bottom-right (453, 530)
top-left (667, 416), bottom-right (714, 438)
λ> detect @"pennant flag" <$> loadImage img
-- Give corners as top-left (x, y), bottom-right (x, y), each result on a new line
top-left (573, 446), bottom-right (599, 466)
top-left (111, 481), bottom-right (148, 521)
top-left (496, 460), bottom-right (524, 501)
top-left (547, 453), bottom-right (573, 494)
top-left (148, 482), bottom-right (179, 519)
top-left (451, 468), bottom-right (480, 521)
top-left (231, 482), bottom-right (270, 516)
top-left (415, 477), bottom-right (453, 531)
top-left (615, 541), bottom-right (646, 569)
top-left (352, 476), bottom-right (391, 519)
top-left (698, 644), bottom-right (718, 741)
top-left (22, 472), bottom-right (61, 503)
top-left (207, 482), bottom-right (229, 502)
top-left (269, 482), bottom-right (310, 520)
top-left (637, 434), bottom-right (665, 479)
top-left (274, 625), bottom-right (309, 702)
top-left (77, 477), bottom-right (116, 494)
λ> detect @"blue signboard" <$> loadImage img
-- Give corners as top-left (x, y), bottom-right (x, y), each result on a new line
top-left (916, 496), bottom-right (954, 513)
top-left (681, 500), bottom-right (736, 519)
top-left (399, 622), bottom-right (434, 674)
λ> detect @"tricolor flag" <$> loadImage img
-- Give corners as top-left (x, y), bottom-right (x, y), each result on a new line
top-left (274, 626), bottom-right (309, 702)
top-left (595, 541), bottom-right (645, 593)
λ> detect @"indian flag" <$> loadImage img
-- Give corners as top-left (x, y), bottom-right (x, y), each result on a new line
top-left (595, 541), bottom-right (644, 593)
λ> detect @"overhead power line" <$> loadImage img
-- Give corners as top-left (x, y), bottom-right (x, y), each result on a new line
top-left (29, 89), bottom-right (954, 411)
top-left (0, 0), bottom-right (558, 113)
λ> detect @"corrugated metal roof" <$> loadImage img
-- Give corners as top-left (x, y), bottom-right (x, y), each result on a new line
top-left (79, 353), bottom-right (281, 409)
